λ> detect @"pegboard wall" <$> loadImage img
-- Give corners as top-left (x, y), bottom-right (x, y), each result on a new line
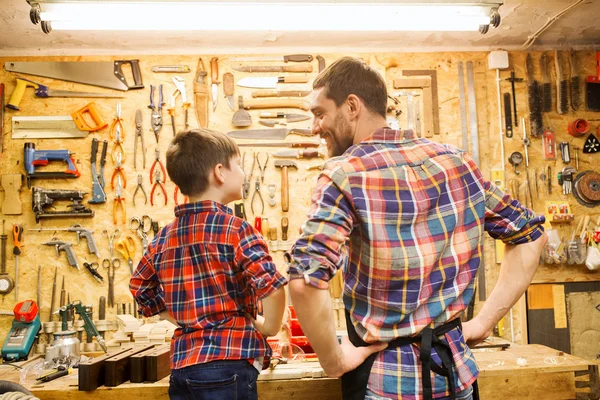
top-left (0, 51), bottom-right (599, 346)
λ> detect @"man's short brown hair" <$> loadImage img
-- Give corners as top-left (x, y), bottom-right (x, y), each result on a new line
top-left (166, 129), bottom-right (240, 197)
top-left (313, 56), bottom-right (387, 118)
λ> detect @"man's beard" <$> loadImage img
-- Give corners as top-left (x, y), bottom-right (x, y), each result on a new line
top-left (325, 113), bottom-right (354, 158)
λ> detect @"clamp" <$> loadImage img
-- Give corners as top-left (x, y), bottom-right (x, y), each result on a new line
top-left (133, 174), bottom-right (147, 206)
top-left (109, 102), bottom-right (125, 140)
top-left (113, 176), bottom-right (126, 225)
top-left (148, 84), bottom-right (163, 143)
top-left (111, 152), bottom-right (127, 189)
top-left (133, 109), bottom-right (146, 170)
top-left (150, 169), bottom-right (168, 206)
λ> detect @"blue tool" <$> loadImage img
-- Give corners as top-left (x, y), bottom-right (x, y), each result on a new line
top-left (24, 142), bottom-right (80, 188)
top-left (1, 300), bottom-right (41, 362)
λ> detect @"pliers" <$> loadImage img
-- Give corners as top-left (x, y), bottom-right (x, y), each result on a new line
top-left (242, 152), bottom-right (255, 200)
top-left (174, 186), bottom-right (189, 206)
top-left (111, 152), bottom-right (127, 189)
top-left (148, 84), bottom-right (163, 143)
top-left (133, 174), bottom-right (147, 206)
top-left (150, 149), bottom-right (167, 206)
top-left (251, 177), bottom-right (264, 215)
top-left (133, 109), bottom-right (146, 170)
top-left (113, 176), bottom-right (126, 225)
top-left (255, 151), bottom-right (269, 183)
top-left (111, 123), bottom-right (126, 163)
top-left (151, 169), bottom-right (167, 206)
top-left (109, 102), bottom-right (125, 140)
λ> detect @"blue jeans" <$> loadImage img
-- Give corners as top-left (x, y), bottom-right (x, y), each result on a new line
top-left (365, 385), bottom-right (473, 400)
top-left (168, 360), bottom-right (259, 400)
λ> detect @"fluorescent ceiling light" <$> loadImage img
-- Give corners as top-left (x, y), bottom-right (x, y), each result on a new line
top-left (28, 1), bottom-right (503, 33)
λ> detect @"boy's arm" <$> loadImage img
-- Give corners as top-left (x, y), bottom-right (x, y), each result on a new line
top-left (235, 221), bottom-right (287, 337)
top-left (129, 244), bottom-right (166, 317)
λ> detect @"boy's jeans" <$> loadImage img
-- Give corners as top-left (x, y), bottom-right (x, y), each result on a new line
top-left (169, 360), bottom-right (259, 400)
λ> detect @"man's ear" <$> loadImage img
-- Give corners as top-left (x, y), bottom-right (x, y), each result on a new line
top-left (213, 163), bottom-right (225, 185)
top-left (346, 94), bottom-right (361, 121)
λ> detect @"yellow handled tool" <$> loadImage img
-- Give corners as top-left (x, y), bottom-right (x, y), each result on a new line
top-left (7, 78), bottom-right (39, 111)
top-left (7, 77), bottom-right (124, 111)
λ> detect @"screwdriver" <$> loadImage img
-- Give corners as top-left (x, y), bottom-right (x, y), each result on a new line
top-left (12, 224), bottom-right (23, 301)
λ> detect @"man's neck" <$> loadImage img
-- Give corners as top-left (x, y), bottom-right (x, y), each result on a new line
top-left (353, 116), bottom-right (389, 145)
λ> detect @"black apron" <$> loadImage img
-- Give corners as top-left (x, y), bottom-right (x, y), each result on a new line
top-left (341, 310), bottom-right (480, 400)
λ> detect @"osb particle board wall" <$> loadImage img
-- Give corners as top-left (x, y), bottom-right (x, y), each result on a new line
top-left (0, 51), bottom-right (598, 345)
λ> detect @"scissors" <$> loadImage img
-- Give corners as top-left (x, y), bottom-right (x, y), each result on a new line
top-left (115, 235), bottom-right (136, 275)
top-left (102, 228), bottom-right (120, 259)
top-left (129, 215), bottom-right (152, 255)
top-left (102, 258), bottom-right (121, 307)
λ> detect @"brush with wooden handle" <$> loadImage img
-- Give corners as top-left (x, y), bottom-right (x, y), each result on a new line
top-left (526, 54), bottom-right (543, 137)
top-left (540, 53), bottom-right (552, 113)
top-left (555, 50), bottom-right (568, 115)
top-left (569, 49), bottom-right (581, 111)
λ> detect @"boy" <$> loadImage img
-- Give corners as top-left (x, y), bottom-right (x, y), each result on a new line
top-left (130, 129), bottom-right (287, 400)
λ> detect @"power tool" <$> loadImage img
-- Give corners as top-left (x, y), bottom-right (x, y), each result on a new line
top-left (24, 142), bottom-right (80, 188)
top-left (32, 187), bottom-right (94, 223)
top-left (1, 300), bottom-right (41, 362)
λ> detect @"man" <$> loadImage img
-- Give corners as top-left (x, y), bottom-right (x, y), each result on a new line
top-left (287, 57), bottom-right (547, 400)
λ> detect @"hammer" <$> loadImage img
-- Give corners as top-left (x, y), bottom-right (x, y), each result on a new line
top-left (274, 160), bottom-right (298, 212)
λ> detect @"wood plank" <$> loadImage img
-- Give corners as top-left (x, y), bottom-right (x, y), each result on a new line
top-left (478, 371), bottom-right (575, 400)
top-left (552, 284), bottom-right (567, 329)
top-left (105, 345), bottom-right (155, 387)
top-left (145, 344), bottom-right (170, 382)
top-left (130, 346), bottom-right (160, 384)
top-left (527, 284), bottom-right (555, 310)
top-left (78, 348), bottom-right (130, 391)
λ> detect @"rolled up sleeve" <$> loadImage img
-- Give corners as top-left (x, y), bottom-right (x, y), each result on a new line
top-left (129, 239), bottom-right (166, 317)
top-left (287, 163), bottom-right (354, 289)
top-left (235, 221), bottom-right (287, 301)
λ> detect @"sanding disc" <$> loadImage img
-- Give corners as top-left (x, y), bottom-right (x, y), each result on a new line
top-left (579, 171), bottom-right (600, 201)
top-left (573, 170), bottom-right (600, 208)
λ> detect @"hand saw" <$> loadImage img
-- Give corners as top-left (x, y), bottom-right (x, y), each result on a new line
top-left (5, 60), bottom-right (144, 91)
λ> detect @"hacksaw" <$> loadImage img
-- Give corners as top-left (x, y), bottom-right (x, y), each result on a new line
top-left (12, 116), bottom-right (87, 139)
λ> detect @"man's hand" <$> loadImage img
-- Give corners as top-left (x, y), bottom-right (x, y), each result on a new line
top-left (461, 316), bottom-right (493, 347)
top-left (325, 336), bottom-right (388, 378)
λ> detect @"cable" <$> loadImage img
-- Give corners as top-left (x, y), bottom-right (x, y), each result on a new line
top-left (521, 0), bottom-right (586, 49)
top-left (0, 393), bottom-right (39, 400)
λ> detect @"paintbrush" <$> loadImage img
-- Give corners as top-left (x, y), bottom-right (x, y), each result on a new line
top-left (569, 49), bottom-right (581, 111)
top-left (540, 53), bottom-right (552, 112)
top-left (555, 50), bottom-right (568, 114)
top-left (526, 54), bottom-right (543, 137)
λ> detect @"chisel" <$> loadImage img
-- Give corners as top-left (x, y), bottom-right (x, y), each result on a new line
top-left (230, 54), bottom-right (313, 63)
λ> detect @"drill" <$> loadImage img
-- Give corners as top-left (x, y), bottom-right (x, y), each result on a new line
top-left (24, 143), bottom-right (80, 188)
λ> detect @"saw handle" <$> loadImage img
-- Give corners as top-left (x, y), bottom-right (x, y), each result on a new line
top-left (7, 78), bottom-right (39, 111)
top-left (114, 60), bottom-right (144, 90)
top-left (71, 102), bottom-right (108, 132)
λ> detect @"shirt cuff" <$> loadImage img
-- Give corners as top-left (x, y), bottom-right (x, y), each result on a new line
top-left (254, 270), bottom-right (288, 299)
top-left (502, 215), bottom-right (546, 245)
top-left (287, 258), bottom-right (332, 290)
top-left (136, 296), bottom-right (167, 318)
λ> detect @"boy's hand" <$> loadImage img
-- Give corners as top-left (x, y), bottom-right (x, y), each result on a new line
top-left (159, 310), bottom-right (179, 327)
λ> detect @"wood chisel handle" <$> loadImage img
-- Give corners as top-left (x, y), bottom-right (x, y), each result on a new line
top-left (283, 54), bottom-right (313, 63)
top-left (281, 217), bottom-right (289, 241)
top-left (223, 73), bottom-right (234, 97)
top-left (211, 57), bottom-right (219, 84)
top-left (0, 232), bottom-right (7, 274)
top-left (280, 76), bottom-right (309, 84)
top-left (261, 218), bottom-right (270, 238)
top-left (244, 99), bottom-right (310, 110)
top-left (298, 149), bottom-right (321, 159)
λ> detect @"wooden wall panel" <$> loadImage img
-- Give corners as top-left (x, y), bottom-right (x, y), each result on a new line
top-left (0, 51), bottom-right (599, 347)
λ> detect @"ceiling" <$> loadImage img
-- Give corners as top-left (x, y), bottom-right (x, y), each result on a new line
top-left (0, 0), bottom-right (599, 56)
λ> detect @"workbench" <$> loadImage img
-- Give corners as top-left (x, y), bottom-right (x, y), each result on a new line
top-left (1, 342), bottom-right (598, 400)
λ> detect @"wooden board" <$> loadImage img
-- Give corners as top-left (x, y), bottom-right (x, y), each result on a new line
top-left (567, 291), bottom-right (600, 361)
top-left (105, 345), bottom-right (155, 387)
top-left (78, 348), bottom-right (130, 391)
top-left (130, 346), bottom-right (158, 384)
top-left (145, 344), bottom-right (170, 382)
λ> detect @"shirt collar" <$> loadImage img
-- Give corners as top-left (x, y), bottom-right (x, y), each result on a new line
top-left (174, 200), bottom-right (233, 217)
top-left (360, 127), bottom-right (417, 144)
